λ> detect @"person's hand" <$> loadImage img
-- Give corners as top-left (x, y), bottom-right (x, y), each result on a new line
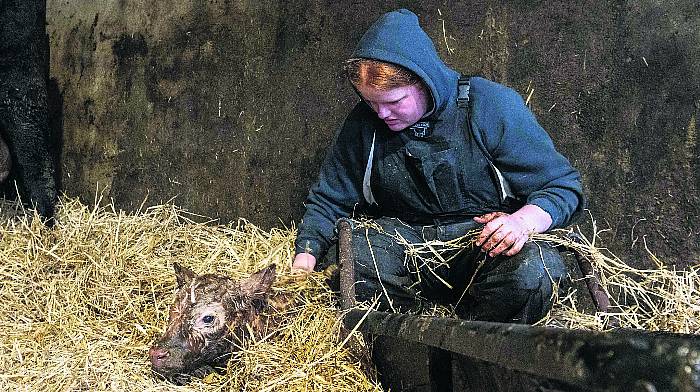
top-left (474, 212), bottom-right (532, 257)
top-left (292, 253), bottom-right (317, 273)
top-left (473, 205), bottom-right (552, 257)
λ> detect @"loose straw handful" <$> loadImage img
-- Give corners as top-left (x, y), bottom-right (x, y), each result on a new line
top-left (0, 197), bottom-right (380, 391)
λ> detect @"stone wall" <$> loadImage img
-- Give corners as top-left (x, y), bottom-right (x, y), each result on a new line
top-left (46, 0), bottom-right (699, 266)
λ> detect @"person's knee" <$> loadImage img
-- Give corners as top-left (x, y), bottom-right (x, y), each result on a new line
top-left (353, 278), bottom-right (379, 303)
top-left (458, 243), bottom-right (565, 322)
top-left (351, 236), bottom-right (408, 280)
top-left (510, 242), bottom-right (566, 290)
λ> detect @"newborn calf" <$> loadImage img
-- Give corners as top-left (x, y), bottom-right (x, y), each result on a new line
top-left (149, 263), bottom-right (277, 384)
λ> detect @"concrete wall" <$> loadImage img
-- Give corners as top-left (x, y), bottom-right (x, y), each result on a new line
top-left (45, 0), bottom-right (699, 267)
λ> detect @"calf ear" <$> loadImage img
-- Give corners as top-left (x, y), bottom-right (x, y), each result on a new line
top-left (173, 262), bottom-right (196, 288)
top-left (240, 264), bottom-right (277, 299)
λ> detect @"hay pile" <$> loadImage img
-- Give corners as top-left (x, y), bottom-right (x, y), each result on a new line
top-left (1, 196), bottom-right (697, 391)
top-left (535, 228), bottom-right (700, 334)
top-left (0, 197), bottom-right (381, 391)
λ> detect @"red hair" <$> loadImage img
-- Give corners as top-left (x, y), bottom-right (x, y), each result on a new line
top-left (345, 59), bottom-right (422, 90)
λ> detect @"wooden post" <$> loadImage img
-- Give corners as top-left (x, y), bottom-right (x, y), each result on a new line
top-left (337, 218), bottom-right (356, 310)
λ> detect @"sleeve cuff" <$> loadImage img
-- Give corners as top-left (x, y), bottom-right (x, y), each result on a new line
top-left (294, 238), bottom-right (324, 258)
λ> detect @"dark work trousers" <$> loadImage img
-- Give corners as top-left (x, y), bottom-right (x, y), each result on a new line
top-left (338, 217), bottom-right (566, 324)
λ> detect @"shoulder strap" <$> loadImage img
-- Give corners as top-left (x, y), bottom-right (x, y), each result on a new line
top-left (458, 75), bottom-right (516, 203)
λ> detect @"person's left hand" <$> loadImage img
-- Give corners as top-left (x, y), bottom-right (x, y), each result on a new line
top-left (473, 212), bottom-right (534, 257)
top-left (291, 252), bottom-right (317, 273)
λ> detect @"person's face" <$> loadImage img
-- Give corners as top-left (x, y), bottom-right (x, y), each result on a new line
top-left (355, 82), bottom-right (431, 132)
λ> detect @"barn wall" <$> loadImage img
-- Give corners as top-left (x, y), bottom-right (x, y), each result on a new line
top-left (46, 0), bottom-right (699, 266)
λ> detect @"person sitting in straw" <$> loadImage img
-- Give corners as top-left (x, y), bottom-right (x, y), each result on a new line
top-left (292, 9), bottom-right (584, 323)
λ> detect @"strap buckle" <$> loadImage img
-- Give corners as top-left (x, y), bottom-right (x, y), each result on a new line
top-left (457, 76), bottom-right (470, 108)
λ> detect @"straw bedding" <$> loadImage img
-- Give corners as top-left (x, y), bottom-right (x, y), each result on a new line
top-left (534, 228), bottom-right (700, 334)
top-left (0, 197), bottom-right (697, 391)
top-left (0, 197), bottom-right (379, 391)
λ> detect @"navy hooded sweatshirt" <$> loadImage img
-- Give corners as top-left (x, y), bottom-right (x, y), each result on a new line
top-left (294, 9), bottom-right (584, 259)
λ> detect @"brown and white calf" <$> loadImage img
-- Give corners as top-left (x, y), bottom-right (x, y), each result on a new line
top-left (149, 263), bottom-right (278, 384)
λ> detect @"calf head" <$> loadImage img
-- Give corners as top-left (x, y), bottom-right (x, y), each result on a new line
top-left (149, 263), bottom-right (277, 384)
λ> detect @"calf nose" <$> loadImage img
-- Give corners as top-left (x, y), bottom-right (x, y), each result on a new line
top-left (149, 346), bottom-right (170, 366)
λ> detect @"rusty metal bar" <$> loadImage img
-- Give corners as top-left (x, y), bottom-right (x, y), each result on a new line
top-left (337, 218), bottom-right (356, 310)
top-left (567, 233), bottom-right (611, 312)
top-left (344, 310), bottom-right (700, 391)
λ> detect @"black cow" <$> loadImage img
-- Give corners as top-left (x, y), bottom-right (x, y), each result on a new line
top-left (0, 0), bottom-right (58, 222)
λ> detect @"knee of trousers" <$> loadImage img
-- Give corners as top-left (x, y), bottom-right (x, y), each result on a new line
top-left (353, 279), bottom-right (380, 303)
top-left (352, 255), bottom-right (417, 306)
top-left (501, 241), bottom-right (567, 293)
top-left (350, 230), bottom-right (409, 281)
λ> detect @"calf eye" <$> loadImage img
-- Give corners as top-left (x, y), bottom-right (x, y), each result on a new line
top-left (202, 315), bottom-right (215, 324)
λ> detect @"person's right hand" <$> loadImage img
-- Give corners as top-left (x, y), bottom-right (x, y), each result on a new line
top-left (292, 253), bottom-right (316, 273)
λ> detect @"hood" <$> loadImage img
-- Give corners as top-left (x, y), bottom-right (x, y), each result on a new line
top-left (351, 9), bottom-right (459, 117)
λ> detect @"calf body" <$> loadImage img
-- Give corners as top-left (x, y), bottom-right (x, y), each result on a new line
top-left (149, 263), bottom-right (277, 384)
